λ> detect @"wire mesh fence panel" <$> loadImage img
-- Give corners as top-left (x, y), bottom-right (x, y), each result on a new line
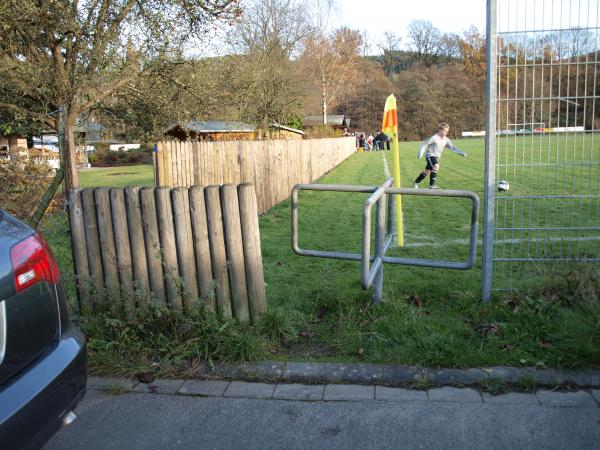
top-left (485, 0), bottom-right (600, 294)
top-left (0, 151), bottom-right (58, 226)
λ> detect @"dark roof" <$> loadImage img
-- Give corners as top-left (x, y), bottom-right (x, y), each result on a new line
top-left (74, 121), bottom-right (105, 142)
top-left (270, 122), bottom-right (305, 135)
top-left (303, 115), bottom-right (350, 127)
top-left (172, 121), bottom-right (256, 133)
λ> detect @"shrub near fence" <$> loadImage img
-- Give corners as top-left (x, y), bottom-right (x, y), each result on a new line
top-left (68, 183), bottom-right (266, 322)
top-left (153, 137), bottom-right (356, 213)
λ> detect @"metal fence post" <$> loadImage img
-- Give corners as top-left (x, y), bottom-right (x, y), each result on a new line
top-left (372, 194), bottom-right (386, 303)
top-left (482, 0), bottom-right (497, 302)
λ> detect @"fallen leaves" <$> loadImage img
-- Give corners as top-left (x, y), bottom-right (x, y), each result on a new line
top-left (407, 294), bottom-right (423, 308)
top-left (136, 372), bottom-right (155, 384)
top-left (474, 322), bottom-right (499, 337)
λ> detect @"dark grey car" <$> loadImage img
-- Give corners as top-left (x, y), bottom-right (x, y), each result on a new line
top-left (0, 209), bottom-right (87, 449)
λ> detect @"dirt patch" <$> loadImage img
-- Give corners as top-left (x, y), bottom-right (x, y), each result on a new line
top-left (107, 172), bottom-right (137, 176)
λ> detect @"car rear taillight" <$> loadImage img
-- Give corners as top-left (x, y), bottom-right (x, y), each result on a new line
top-left (10, 233), bottom-right (61, 293)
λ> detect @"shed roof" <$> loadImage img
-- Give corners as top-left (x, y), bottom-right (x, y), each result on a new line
top-left (173, 121), bottom-right (256, 133)
top-left (270, 122), bottom-right (305, 135)
top-left (302, 115), bottom-right (350, 127)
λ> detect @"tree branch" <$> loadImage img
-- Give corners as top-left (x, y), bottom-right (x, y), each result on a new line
top-left (0, 102), bottom-right (57, 129)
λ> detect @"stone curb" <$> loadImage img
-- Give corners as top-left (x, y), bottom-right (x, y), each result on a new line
top-left (188, 362), bottom-right (600, 390)
top-left (86, 378), bottom-right (600, 407)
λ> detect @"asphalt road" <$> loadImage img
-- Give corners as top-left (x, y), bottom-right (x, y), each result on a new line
top-left (45, 388), bottom-right (600, 449)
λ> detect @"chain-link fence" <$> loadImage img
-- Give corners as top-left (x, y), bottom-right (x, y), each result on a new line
top-left (483, 0), bottom-right (600, 298)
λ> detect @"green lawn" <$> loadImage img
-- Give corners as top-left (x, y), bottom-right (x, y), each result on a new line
top-left (78, 164), bottom-right (154, 188)
top-left (42, 140), bottom-right (600, 373)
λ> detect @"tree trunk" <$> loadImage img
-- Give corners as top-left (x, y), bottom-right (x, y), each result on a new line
top-left (322, 77), bottom-right (327, 124)
top-left (64, 109), bottom-right (80, 189)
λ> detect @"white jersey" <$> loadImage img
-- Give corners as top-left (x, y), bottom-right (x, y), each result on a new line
top-left (417, 134), bottom-right (466, 159)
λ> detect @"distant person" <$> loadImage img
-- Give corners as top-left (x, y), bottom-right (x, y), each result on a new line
top-left (357, 132), bottom-right (366, 150)
top-left (342, 127), bottom-right (351, 137)
top-left (373, 130), bottom-right (388, 151)
top-left (413, 122), bottom-right (467, 189)
top-left (367, 134), bottom-right (374, 151)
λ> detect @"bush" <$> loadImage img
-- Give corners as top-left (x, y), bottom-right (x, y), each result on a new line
top-left (89, 147), bottom-right (152, 167)
top-left (305, 125), bottom-right (340, 139)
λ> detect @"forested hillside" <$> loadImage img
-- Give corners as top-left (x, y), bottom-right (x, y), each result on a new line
top-left (1, 0), bottom-right (597, 144)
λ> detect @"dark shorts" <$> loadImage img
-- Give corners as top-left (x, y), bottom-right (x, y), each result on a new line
top-left (425, 156), bottom-right (439, 170)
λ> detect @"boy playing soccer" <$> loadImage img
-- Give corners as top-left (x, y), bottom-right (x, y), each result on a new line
top-left (413, 123), bottom-right (467, 189)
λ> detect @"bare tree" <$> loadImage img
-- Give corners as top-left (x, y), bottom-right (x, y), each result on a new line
top-left (407, 20), bottom-right (443, 66)
top-left (379, 31), bottom-right (402, 76)
top-left (0, 0), bottom-right (237, 188)
top-left (440, 33), bottom-right (461, 60)
top-left (227, 0), bottom-right (310, 133)
top-left (230, 0), bottom-right (308, 56)
top-left (301, 26), bottom-right (363, 124)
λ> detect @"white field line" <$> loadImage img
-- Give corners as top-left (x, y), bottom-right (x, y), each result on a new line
top-left (382, 152), bottom-right (391, 178)
top-left (403, 235), bottom-right (600, 248)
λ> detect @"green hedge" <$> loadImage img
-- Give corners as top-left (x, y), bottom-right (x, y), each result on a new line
top-left (89, 147), bottom-right (152, 166)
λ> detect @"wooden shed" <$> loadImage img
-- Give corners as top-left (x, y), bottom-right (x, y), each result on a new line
top-left (165, 121), bottom-right (257, 141)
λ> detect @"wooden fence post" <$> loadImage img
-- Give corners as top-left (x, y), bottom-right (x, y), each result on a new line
top-left (124, 186), bottom-right (150, 302)
top-left (204, 185), bottom-right (232, 321)
top-left (189, 186), bottom-right (216, 311)
top-left (81, 189), bottom-right (104, 312)
top-left (140, 187), bottom-right (167, 304)
top-left (110, 188), bottom-right (134, 317)
top-left (95, 188), bottom-right (121, 317)
top-left (238, 183), bottom-right (267, 322)
top-left (171, 187), bottom-right (199, 311)
top-left (220, 184), bottom-right (250, 322)
top-left (155, 187), bottom-right (182, 310)
top-left (68, 189), bottom-right (92, 315)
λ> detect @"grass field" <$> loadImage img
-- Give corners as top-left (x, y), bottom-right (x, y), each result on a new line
top-left (41, 139), bottom-right (600, 372)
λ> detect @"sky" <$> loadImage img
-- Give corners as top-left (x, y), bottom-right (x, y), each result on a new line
top-left (199, 0), bottom-right (487, 57)
top-left (197, 0), bottom-right (599, 57)
top-left (333, 0), bottom-right (487, 51)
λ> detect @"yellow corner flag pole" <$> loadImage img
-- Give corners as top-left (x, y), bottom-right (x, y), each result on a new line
top-left (381, 94), bottom-right (404, 247)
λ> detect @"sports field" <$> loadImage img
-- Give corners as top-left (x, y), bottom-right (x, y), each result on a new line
top-left (257, 136), bottom-right (599, 367)
top-left (283, 134), bottom-right (600, 296)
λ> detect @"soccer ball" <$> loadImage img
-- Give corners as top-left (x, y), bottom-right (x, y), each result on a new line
top-left (497, 180), bottom-right (510, 192)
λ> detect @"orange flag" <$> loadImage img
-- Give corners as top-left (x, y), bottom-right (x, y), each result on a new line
top-left (381, 94), bottom-right (403, 246)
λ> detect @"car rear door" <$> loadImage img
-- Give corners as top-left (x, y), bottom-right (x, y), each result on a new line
top-left (0, 211), bottom-right (61, 387)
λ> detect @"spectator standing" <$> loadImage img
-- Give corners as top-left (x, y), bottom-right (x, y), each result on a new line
top-left (373, 130), bottom-right (388, 151)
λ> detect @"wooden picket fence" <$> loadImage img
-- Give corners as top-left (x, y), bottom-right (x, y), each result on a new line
top-left (68, 184), bottom-right (266, 322)
top-left (153, 137), bottom-right (356, 213)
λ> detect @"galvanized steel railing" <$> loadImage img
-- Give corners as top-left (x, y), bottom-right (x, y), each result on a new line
top-left (291, 178), bottom-right (480, 303)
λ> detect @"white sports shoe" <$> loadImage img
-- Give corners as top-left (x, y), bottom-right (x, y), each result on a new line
top-left (414, 183), bottom-right (419, 189)
top-left (429, 185), bottom-right (439, 189)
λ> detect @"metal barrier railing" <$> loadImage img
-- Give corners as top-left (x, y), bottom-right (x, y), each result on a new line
top-left (291, 177), bottom-right (480, 303)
